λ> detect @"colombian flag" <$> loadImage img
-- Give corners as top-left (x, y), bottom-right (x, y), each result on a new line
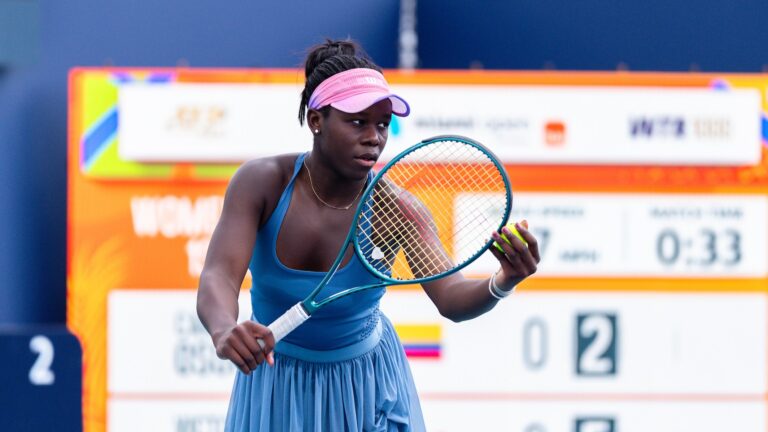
top-left (395, 324), bottom-right (442, 359)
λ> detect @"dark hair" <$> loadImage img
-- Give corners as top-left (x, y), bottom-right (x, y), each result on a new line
top-left (298, 39), bottom-right (382, 125)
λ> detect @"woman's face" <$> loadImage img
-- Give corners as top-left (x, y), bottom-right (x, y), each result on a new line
top-left (311, 99), bottom-right (393, 180)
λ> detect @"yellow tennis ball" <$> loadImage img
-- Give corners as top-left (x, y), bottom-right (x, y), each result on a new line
top-left (493, 222), bottom-right (527, 253)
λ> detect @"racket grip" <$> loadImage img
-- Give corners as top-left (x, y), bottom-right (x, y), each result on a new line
top-left (257, 303), bottom-right (309, 349)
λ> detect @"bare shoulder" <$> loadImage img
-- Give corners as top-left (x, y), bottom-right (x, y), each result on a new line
top-left (230, 154), bottom-right (298, 190)
top-left (224, 153), bottom-right (302, 219)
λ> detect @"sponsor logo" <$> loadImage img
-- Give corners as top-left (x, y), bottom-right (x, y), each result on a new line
top-left (485, 117), bottom-right (529, 133)
top-left (165, 105), bottom-right (228, 138)
top-left (406, 116), bottom-right (530, 145)
top-left (545, 121), bottom-right (566, 146)
top-left (629, 116), bottom-right (685, 139)
top-left (693, 117), bottom-right (731, 139)
top-left (413, 116), bottom-right (474, 129)
top-left (629, 116), bottom-right (731, 140)
top-left (486, 117), bottom-right (531, 146)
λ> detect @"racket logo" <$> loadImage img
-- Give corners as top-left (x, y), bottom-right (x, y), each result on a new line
top-left (371, 246), bottom-right (385, 261)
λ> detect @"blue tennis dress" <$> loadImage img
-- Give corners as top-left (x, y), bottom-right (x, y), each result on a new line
top-left (224, 153), bottom-right (426, 432)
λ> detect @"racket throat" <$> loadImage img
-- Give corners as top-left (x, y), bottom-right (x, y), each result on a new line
top-left (299, 299), bottom-right (318, 315)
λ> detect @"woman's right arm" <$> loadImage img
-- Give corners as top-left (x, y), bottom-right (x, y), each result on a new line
top-left (196, 160), bottom-right (278, 374)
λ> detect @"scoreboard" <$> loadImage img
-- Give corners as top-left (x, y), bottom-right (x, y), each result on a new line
top-left (0, 327), bottom-right (82, 431)
top-left (68, 68), bottom-right (768, 431)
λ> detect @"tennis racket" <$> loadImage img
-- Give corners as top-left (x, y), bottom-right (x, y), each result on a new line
top-left (258, 135), bottom-right (512, 347)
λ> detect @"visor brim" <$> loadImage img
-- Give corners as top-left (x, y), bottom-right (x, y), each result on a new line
top-left (330, 92), bottom-right (410, 117)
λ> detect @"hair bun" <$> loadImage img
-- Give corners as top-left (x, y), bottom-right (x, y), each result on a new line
top-left (304, 39), bottom-right (365, 78)
top-left (324, 39), bottom-right (358, 56)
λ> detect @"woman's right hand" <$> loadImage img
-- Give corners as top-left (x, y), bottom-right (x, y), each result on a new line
top-left (212, 321), bottom-right (275, 374)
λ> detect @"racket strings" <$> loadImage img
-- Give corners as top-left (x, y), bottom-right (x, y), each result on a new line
top-left (358, 140), bottom-right (508, 281)
top-left (379, 190), bottom-right (453, 279)
top-left (362, 149), bottom-right (503, 278)
top-left (363, 182), bottom-right (451, 278)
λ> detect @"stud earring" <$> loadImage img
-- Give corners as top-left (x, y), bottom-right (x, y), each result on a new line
top-left (314, 129), bottom-right (319, 134)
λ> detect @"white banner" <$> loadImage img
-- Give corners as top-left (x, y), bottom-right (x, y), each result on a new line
top-left (117, 83), bottom-right (762, 166)
top-left (117, 83), bottom-right (304, 163)
top-left (107, 289), bottom-right (768, 431)
top-left (109, 290), bottom-right (767, 395)
top-left (460, 192), bottom-right (768, 278)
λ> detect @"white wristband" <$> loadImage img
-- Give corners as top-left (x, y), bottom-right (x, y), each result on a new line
top-left (488, 271), bottom-right (515, 300)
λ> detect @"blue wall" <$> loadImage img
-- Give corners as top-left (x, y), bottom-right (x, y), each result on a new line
top-left (2, 0), bottom-right (768, 324)
top-left (418, 0), bottom-right (768, 71)
top-left (0, 0), bottom-right (399, 324)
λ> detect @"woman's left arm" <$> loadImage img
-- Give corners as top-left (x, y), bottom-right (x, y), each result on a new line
top-left (421, 221), bottom-right (540, 322)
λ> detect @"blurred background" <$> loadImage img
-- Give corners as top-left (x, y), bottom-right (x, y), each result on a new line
top-left (2, 0), bottom-right (768, 431)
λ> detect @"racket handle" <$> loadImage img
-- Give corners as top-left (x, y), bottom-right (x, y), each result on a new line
top-left (256, 303), bottom-right (309, 349)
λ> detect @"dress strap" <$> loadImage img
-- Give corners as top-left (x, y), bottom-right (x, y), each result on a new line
top-left (289, 152), bottom-right (307, 182)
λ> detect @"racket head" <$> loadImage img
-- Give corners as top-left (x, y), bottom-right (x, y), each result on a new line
top-left (353, 135), bottom-right (512, 284)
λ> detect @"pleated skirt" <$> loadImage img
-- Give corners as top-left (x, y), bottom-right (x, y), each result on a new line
top-left (224, 315), bottom-right (426, 432)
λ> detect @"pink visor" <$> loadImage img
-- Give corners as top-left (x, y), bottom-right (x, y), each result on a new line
top-left (308, 68), bottom-right (410, 117)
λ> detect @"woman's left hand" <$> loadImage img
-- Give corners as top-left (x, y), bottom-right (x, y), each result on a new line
top-left (488, 220), bottom-right (540, 291)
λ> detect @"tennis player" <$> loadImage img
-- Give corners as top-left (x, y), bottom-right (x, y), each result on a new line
top-left (196, 39), bottom-right (540, 431)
